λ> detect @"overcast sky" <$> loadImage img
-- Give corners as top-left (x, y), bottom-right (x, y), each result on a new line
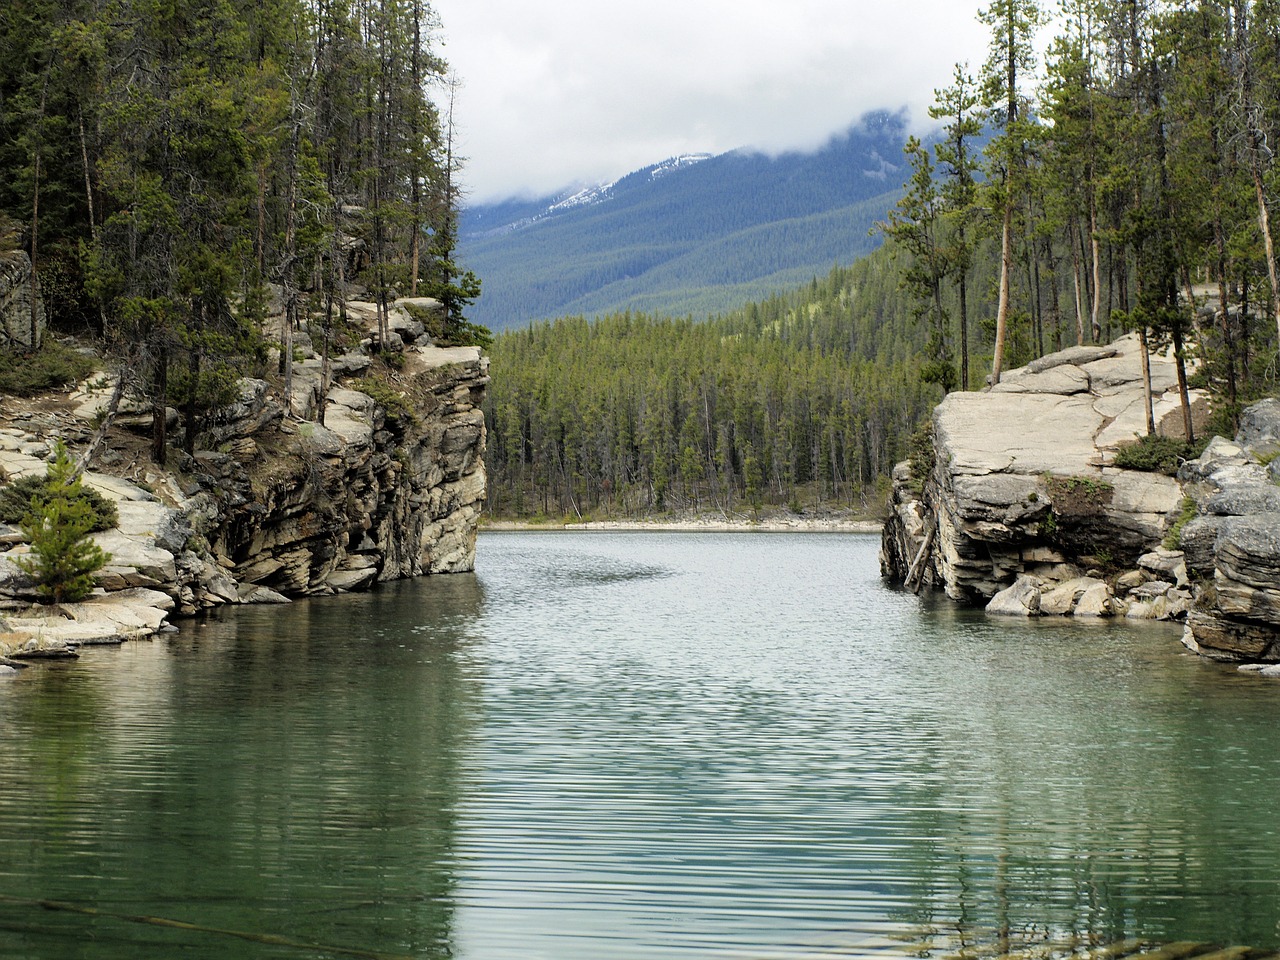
top-left (429, 0), bottom-right (993, 204)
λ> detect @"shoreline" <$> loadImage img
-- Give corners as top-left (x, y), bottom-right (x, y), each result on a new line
top-left (482, 517), bottom-right (884, 534)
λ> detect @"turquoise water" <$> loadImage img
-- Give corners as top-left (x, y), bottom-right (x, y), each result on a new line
top-left (1, 532), bottom-right (1278, 959)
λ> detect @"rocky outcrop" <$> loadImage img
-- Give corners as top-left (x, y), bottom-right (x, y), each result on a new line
top-left (883, 335), bottom-right (1202, 604)
top-left (0, 251), bottom-right (45, 351)
top-left (883, 337), bottom-right (1280, 661)
top-left (1176, 400), bottom-right (1280, 661)
top-left (0, 300), bottom-right (488, 648)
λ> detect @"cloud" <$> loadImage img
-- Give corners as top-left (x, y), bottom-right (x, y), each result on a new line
top-left (432, 0), bottom-right (991, 202)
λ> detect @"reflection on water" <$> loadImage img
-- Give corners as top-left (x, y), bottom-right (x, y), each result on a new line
top-left (2, 533), bottom-right (1279, 959)
top-left (0, 574), bottom-right (484, 959)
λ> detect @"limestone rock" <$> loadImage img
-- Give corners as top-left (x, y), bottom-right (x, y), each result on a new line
top-left (987, 575), bottom-right (1043, 616)
top-left (1138, 549), bottom-right (1188, 587)
top-left (1040, 576), bottom-right (1105, 616)
top-left (1115, 570), bottom-right (1148, 593)
top-left (0, 251), bottom-right (45, 351)
top-left (884, 336), bottom-right (1203, 605)
top-left (0, 321), bottom-right (487, 629)
top-left (1074, 582), bottom-right (1115, 618)
top-left (1236, 398), bottom-right (1280, 455)
top-left (1179, 516), bottom-right (1224, 577)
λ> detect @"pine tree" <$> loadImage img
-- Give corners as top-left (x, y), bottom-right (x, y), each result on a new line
top-left (979, 0), bottom-right (1044, 385)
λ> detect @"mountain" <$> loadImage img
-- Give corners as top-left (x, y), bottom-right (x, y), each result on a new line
top-left (457, 111), bottom-right (911, 331)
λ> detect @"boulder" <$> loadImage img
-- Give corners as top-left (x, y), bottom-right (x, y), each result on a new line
top-left (0, 251), bottom-right (46, 351)
top-left (1236, 398), bottom-right (1280, 455)
top-left (1074, 582), bottom-right (1115, 618)
top-left (1138, 549), bottom-right (1188, 587)
top-left (987, 575), bottom-right (1043, 616)
top-left (1040, 576), bottom-right (1105, 616)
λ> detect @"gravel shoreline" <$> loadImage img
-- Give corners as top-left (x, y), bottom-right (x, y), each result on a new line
top-left (482, 517), bottom-right (884, 534)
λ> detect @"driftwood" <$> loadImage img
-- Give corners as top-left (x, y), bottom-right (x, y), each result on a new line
top-left (75, 369), bottom-right (128, 473)
top-left (904, 514), bottom-right (937, 595)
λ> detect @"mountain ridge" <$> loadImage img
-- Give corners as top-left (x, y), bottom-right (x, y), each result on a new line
top-left (458, 111), bottom-right (912, 330)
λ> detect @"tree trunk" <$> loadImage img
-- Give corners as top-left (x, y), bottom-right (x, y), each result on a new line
top-left (151, 344), bottom-right (169, 466)
top-left (183, 347), bottom-right (200, 457)
top-left (1090, 199), bottom-right (1103, 341)
top-left (1070, 218), bottom-right (1086, 346)
top-left (958, 225), bottom-right (970, 390)
top-left (1172, 324), bottom-right (1194, 442)
top-left (1137, 325), bottom-right (1155, 435)
top-left (1235, 3), bottom-right (1280, 351)
top-left (992, 199), bottom-right (1014, 385)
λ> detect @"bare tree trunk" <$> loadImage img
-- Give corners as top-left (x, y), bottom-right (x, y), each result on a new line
top-left (958, 225), bottom-right (970, 390)
top-left (1235, 3), bottom-right (1280, 351)
top-left (281, 86), bottom-right (303, 416)
top-left (151, 344), bottom-right (168, 466)
top-left (1138, 324), bottom-right (1155, 436)
top-left (76, 369), bottom-right (128, 472)
top-left (1070, 218), bottom-right (1086, 346)
top-left (29, 72), bottom-right (50, 353)
top-left (992, 201), bottom-right (1014, 385)
top-left (78, 113), bottom-right (97, 242)
top-left (1172, 324), bottom-right (1194, 442)
top-left (1090, 202), bottom-right (1103, 342)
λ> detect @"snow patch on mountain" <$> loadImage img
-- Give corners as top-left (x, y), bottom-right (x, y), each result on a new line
top-left (548, 181), bottom-right (617, 213)
top-left (648, 154), bottom-right (713, 180)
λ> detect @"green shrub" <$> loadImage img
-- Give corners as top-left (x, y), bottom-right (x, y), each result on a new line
top-left (0, 444), bottom-right (118, 531)
top-left (0, 339), bottom-right (96, 396)
top-left (17, 496), bottom-right (112, 603)
top-left (351, 376), bottom-right (418, 426)
top-left (1164, 497), bottom-right (1199, 550)
top-left (907, 419), bottom-right (935, 495)
top-left (403, 303), bottom-right (493, 350)
top-left (9, 443), bottom-right (115, 603)
top-left (1112, 433), bottom-right (1209, 476)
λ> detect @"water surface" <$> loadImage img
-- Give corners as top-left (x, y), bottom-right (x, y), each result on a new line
top-left (1, 533), bottom-right (1276, 959)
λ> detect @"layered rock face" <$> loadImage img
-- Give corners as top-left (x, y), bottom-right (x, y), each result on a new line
top-left (1178, 400), bottom-right (1280, 660)
top-left (1, 299), bottom-right (487, 654)
top-left (0, 251), bottom-right (45, 351)
top-left (883, 336), bottom-right (1280, 661)
top-left (883, 336), bottom-right (1200, 603)
top-left (180, 344), bottom-right (488, 608)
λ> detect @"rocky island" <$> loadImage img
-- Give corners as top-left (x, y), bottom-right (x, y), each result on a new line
top-left (0, 279), bottom-right (487, 667)
top-left (882, 335), bottom-right (1280, 664)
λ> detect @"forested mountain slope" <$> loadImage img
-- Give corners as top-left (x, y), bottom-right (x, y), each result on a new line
top-left (484, 246), bottom-right (939, 520)
top-left (458, 112), bottom-right (910, 330)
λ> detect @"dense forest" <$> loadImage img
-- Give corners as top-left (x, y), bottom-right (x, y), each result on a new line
top-left (485, 0), bottom-right (1280, 519)
top-left (1, 0), bottom-right (473, 463)
top-left (484, 251), bottom-right (934, 519)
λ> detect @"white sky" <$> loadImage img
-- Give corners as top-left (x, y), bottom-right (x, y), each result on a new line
top-left (430, 0), bottom-right (993, 204)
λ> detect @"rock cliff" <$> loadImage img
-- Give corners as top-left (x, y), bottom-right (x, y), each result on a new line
top-left (0, 251), bottom-right (45, 352)
top-left (0, 298), bottom-right (487, 659)
top-left (883, 336), bottom-right (1202, 600)
top-left (1177, 400), bottom-right (1280, 661)
top-left (882, 336), bottom-right (1280, 661)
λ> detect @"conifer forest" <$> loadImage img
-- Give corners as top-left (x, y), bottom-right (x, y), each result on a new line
top-left (484, 0), bottom-right (1280, 520)
top-left (3, 2), bottom-right (1280, 520)
top-left (1, 0), bottom-right (472, 462)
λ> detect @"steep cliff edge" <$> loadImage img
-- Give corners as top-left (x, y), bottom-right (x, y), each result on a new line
top-left (0, 300), bottom-right (487, 658)
top-left (885, 335), bottom-right (1280, 660)
top-left (1178, 400), bottom-right (1280, 661)
top-left (882, 336), bottom-right (1280, 660)
top-left (0, 251), bottom-right (45, 352)
top-left (883, 336), bottom-right (1200, 598)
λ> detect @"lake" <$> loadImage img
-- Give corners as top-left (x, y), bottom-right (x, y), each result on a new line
top-left (2, 532), bottom-right (1278, 959)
